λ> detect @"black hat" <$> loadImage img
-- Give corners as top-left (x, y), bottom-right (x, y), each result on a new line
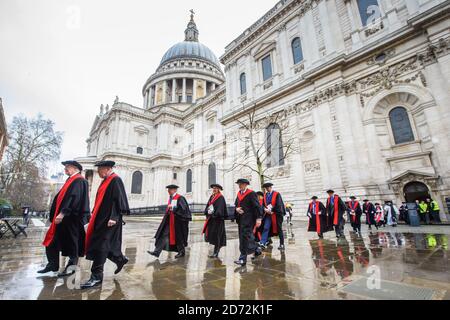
top-left (94, 160), bottom-right (116, 168)
top-left (311, 196), bottom-right (318, 200)
top-left (262, 183), bottom-right (274, 188)
top-left (236, 179), bottom-right (250, 185)
top-left (350, 196), bottom-right (357, 200)
top-left (256, 191), bottom-right (264, 197)
top-left (166, 185), bottom-right (179, 189)
top-left (363, 199), bottom-right (370, 202)
top-left (326, 189), bottom-right (335, 194)
top-left (62, 160), bottom-right (83, 172)
top-left (210, 184), bottom-right (223, 190)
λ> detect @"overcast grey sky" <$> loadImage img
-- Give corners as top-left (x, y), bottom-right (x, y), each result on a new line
top-left (0, 0), bottom-right (276, 175)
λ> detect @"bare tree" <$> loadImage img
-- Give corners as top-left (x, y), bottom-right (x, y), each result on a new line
top-left (227, 105), bottom-right (299, 190)
top-left (0, 114), bottom-right (63, 210)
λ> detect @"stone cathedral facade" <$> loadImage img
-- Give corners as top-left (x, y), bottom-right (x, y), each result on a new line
top-left (77, 0), bottom-right (450, 220)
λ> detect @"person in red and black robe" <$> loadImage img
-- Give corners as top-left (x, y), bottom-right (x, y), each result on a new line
top-left (149, 185), bottom-right (192, 259)
top-left (202, 184), bottom-right (227, 258)
top-left (363, 199), bottom-right (377, 230)
top-left (253, 192), bottom-right (265, 243)
top-left (326, 189), bottom-right (347, 239)
top-left (307, 196), bottom-right (328, 239)
top-left (347, 196), bottom-right (363, 235)
top-left (259, 183), bottom-right (286, 251)
top-left (234, 179), bottom-right (263, 266)
top-left (39, 161), bottom-right (90, 277)
top-left (80, 161), bottom-right (130, 289)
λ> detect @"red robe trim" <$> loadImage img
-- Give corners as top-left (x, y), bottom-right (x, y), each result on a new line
top-left (85, 173), bottom-right (117, 253)
top-left (348, 201), bottom-right (360, 223)
top-left (42, 174), bottom-right (84, 247)
top-left (167, 193), bottom-right (182, 246)
top-left (236, 189), bottom-right (253, 207)
top-left (202, 193), bottom-right (223, 236)
top-left (263, 191), bottom-right (280, 234)
top-left (328, 195), bottom-right (340, 226)
top-left (309, 201), bottom-right (321, 234)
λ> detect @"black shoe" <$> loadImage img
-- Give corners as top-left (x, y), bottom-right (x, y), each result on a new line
top-left (278, 244), bottom-right (285, 251)
top-left (147, 251), bottom-right (160, 258)
top-left (234, 259), bottom-right (246, 267)
top-left (267, 239), bottom-right (273, 245)
top-left (175, 252), bottom-right (185, 259)
top-left (318, 234), bottom-right (324, 239)
top-left (80, 278), bottom-right (103, 290)
top-left (114, 257), bottom-right (129, 275)
top-left (252, 249), bottom-right (262, 260)
top-left (209, 253), bottom-right (219, 259)
top-left (57, 266), bottom-right (76, 278)
top-left (37, 265), bottom-right (59, 274)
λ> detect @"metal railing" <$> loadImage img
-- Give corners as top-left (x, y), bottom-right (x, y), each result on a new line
top-left (129, 203), bottom-right (237, 220)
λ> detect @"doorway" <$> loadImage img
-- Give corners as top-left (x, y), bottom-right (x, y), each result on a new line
top-left (404, 181), bottom-right (431, 203)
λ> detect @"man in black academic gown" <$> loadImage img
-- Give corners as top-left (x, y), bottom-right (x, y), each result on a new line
top-left (259, 183), bottom-right (286, 251)
top-left (80, 161), bottom-right (130, 289)
top-left (148, 185), bottom-right (192, 259)
top-left (234, 179), bottom-right (263, 266)
top-left (326, 189), bottom-right (347, 239)
top-left (203, 184), bottom-right (227, 258)
top-left (347, 196), bottom-right (363, 235)
top-left (38, 161), bottom-right (90, 277)
top-left (363, 199), bottom-right (377, 230)
top-left (307, 196), bottom-right (328, 239)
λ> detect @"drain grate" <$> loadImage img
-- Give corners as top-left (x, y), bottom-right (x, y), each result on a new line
top-left (340, 278), bottom-right (435, 300)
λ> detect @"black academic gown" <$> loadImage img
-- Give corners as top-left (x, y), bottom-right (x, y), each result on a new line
top-left (154, 195), bottom-right (192, 253)
top-left (326, 195), bottom-right (347, 227)
top-left (86, 176), bottom-right (130, 261)
top-left (347, 201), bottom-right (363, 229)
top-left (363, 202), bottom-right (376, 226)
top-left (307, 201), bottom-right (328, 235)
top-left (262, 192), bottom-right (285, 237)
top-left (48, 178), bottom-right (90, 257)
top-left (235, 191), bottom-right (263, 256)
top-left (203, 195), bottom-right (227, 249)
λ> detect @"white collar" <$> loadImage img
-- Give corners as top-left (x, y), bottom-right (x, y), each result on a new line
top-left (70, 172), bottom-right (80, 178)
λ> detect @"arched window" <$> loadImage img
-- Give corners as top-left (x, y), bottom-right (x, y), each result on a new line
top-left (186, 169), bottom-right (193, 193)
top-left (266, 123), bottom-right (285, 168)
top-left (291, 37), bottom-right (304, 65)
top-left (389, 107), bottom-right (414, 145)
top-left (208, 163), bottom-right (217, 186)
top-left (131, 171), bottom-right (143, 194)
top-left (240, 73), bottom-right (247, 95)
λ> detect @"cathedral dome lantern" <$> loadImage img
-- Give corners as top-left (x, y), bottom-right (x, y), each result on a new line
top-left (142, 10), bottom-right (225, 109)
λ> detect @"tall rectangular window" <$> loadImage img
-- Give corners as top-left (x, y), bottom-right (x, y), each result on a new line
top-left (357, 0), bottom-right (380, 27)
top-left (262, 55), bottom-right (273, 81)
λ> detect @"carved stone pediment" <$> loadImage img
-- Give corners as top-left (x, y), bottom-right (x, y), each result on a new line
top-left (253, 41), bottom-right (277, 60)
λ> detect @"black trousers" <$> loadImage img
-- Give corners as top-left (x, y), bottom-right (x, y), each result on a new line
top-left (46, 242), bottom-right (78, 269)
top-left (154, 224), bottom-right (185, 254)
top-left (334, 220), bottom-right (345, 237)
top-left (90, 251), bottom-right (126, 281)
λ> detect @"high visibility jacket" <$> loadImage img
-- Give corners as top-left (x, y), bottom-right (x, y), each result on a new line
top-left (418, 203), bottom-right (428, 214)
top-left (430, 200), bottom-right (440, 211)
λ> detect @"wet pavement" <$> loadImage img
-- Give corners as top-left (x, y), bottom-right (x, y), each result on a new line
top-left (0, 218), bottom-right (449, 300)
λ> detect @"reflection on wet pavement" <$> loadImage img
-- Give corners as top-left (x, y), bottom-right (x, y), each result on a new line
top-left (0, 218), bottom-right (449, 300)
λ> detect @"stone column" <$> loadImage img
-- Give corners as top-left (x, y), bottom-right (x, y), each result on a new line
top-left (162, 80), bottom-right (168, 104)
top-left (193, 79), bottom-right (197, 103)
top-left (277, 24), bottom-right (291, 81)
top-left (344, 0), bottom-right (362, 48)
top-left (172, 79), bottom-right (177, 103)
top-left (212, 82), bottom-right (216, 91)
top-left (182, 78), bottom-right (187, 103)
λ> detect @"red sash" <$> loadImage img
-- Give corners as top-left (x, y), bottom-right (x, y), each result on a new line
top-left (43, 174), bottom-right (84, 247)
top-left (85, 173), bottom-right (117, 254)
top-left (202, 193), bottom-right (223, 236)
top-left (309, 201), bottom-right (321, 234)
top-left (263, 191), bottom-right (279, 234)
top-left (236, 189), bottom-right (253, 207)
top-left (348, 201), bottom-right (360, 223)
top-left (167, 193), bottom-right (181, 246)
top-left (328, 196), bottom-right (340, 226)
